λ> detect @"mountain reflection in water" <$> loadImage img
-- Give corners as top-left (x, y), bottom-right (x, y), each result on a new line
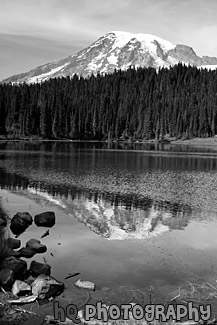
top-left (0, 141), bottom-right (217, 241)
top-left (27, 186), bottom-right (192, 240)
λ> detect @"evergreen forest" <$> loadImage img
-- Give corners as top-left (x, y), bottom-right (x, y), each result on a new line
top-left (0, 63), bottom-right (217, 140)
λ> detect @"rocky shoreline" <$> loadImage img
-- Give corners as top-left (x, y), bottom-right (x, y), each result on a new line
top-left (1, 199), bottom-right (217, 325)
top-left (0, 210), bottom-right (65, 324)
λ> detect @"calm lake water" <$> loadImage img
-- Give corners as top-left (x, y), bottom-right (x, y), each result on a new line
top-left (1, 141), bottom-right (217, 300)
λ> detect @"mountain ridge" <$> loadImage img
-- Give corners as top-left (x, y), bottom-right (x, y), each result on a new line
top-left (2, 31), bottom-right (217, 84)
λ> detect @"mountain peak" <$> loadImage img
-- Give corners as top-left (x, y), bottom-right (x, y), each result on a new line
top-left (105, 30), bottom-right (176, 52)
top-left (2, 31), bottom-right (217, 84)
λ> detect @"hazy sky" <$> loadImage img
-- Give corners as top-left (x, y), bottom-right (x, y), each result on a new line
top-left (0, 0), bottom-right (217, 81)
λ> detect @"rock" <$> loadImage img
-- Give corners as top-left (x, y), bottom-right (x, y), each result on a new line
top-left (0, 217), bottom-right (7, 227)
top-left (18, 247), bottom-right (36, 258)
top-left (8, 249), bottom-right (22, 258)
top-left (0, 268), bottom-right (14, 287)
top-left (7, 238), bottom-right (21, 249)
top-left (29, 261), bottom-right (51, 276)
top-left (25, 275), bottom-right (36, 285)
top-left (31, 274), bottom-right (64, 299)
top-left (1, 257), bottom-right (27, 277)
top-left (34, 211), bottom-right (55, 228)
top-left (16, 212), bottom-right (32, 225)
top-left (74, 279), bottom-right (95, 291)
top-left (12, 280), bottom-right (31, 296)
top-left (10, 212), bottom-right (33, 235)
top-left (26, 239), bottom-right (47, 253)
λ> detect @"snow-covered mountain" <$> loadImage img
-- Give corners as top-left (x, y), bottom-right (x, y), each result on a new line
top-left (2, 31), bottom-right (217, 84)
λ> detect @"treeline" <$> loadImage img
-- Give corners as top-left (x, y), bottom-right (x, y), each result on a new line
top-left (0, 63), bottom-right (217, 140)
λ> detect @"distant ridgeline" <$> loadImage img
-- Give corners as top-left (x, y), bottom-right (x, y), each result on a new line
top-left (0, 63), bottom-right (217, 140)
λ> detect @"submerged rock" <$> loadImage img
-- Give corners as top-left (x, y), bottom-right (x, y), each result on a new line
top-left (26, 238), bottom-right (47, 253)
top-left (0, 268), bottom-right (14, 287)
top-left (12, 280), bottom-right (31, 296)
top-left (30, 261), bottom-right (51, 276)
top-left (31, 274), bottom-right (64, 299)
top-left (10, 212), bottom-right (33, 235)
top-left (1, 257), bottom-right (27, 277)
top-left (34, 211), bottom-right (55, 227)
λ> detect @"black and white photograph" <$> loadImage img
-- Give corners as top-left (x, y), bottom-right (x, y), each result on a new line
top-left (0, 1), bottom-right (217, 324)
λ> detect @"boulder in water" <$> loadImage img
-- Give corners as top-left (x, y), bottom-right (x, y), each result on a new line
top-left (34, 212), bottom-right (55, 228)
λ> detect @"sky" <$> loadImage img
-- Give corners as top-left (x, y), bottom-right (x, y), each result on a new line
top-left (0, 0), bottom-right (217, 81)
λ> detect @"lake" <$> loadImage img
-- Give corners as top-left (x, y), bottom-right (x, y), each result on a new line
top-left (1, 141), bottom-right (217, 309)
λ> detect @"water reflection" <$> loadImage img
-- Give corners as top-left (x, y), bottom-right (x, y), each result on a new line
top-left (1, 140), bottom-right (217, 154)
top-left (0, 142), bottom-right (217, 240)
top-left (0, 167), bottom-right (194, 240)
top-left (1, 142), bottom-right (217, 174)
top-left (27, 184), bottom-right (194, 239)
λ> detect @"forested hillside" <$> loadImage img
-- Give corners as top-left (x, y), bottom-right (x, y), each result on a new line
top-left (0, 63), bottom-right (217, 140)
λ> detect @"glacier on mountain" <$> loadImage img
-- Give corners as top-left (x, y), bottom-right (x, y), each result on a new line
top-left (2, 31), bottom-right (217, 84)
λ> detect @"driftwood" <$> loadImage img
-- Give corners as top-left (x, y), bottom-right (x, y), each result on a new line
top-left (41, 230), bottom-right (50, 239)
top-left (8, 295), bottom-right (37, 304)
top-left (64, 272), bottom-right (80, 280)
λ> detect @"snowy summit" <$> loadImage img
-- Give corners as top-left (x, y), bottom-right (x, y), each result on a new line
top-left (2, 31), bottom-right (217, 84)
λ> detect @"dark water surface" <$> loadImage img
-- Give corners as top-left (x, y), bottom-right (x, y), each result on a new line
top-left (1, 141), bottom-right (217, 296)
